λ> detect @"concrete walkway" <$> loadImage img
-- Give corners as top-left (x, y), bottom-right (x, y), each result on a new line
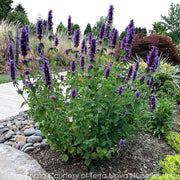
top-left (0, 71), bottom-right (67, 121)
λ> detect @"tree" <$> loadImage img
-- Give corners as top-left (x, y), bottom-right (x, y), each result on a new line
top-left (92, 16), bottom-right (106, 37)
top-left (56, 22), bottom-right (67, 35)
top-left (160, 3), bottom-right (180, 44)
top-left (7, 11), bottom-right (30, 27)
top-left (0, 0), bottom-right (13, 21)
top-left (14, 3), bottom-right (26, 14)
top-left (150, 21), bottom-right (167, 35)
top-left (84, 23), bottom-right (92, 35)
top-left (71, 24), bottom-right (80, 34)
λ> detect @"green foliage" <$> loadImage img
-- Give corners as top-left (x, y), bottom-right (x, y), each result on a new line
top-left (92, 16), bottom-right (106, 37)
top-left (166, 131), bottom-right (180, 153)
top-left (84, 23), bottom-right (92, 36)
top-left (56, 22), bottom-right (67, 35)
top-left (149, 173), bottom-right (180, 180)
top-left (161, 3), bottom-right (180, 44)
top-left (148, 98), bottom-right (175, 138)
top-left (150, 21), bottom-right (167, 35)
top-left (7, 11), bottom-right (30, 27)
top-left (0, 0), bottom-right (13, 21)
top-left (71, 24), bottom-right (80, 34)
top-left (14, 3), bottom-right (26, 14)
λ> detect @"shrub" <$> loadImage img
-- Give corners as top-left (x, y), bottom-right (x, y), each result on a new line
top-left (148, 98), bottom-right (175, 138)
top-left (115, 34), bottom-right (180, 64)
top-left (166, 131), bottom-right (180, 153)
top-left (131, 34), bottom-right (180, 64)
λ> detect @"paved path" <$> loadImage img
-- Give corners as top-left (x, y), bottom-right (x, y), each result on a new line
top-left (0, 71), bottom-right (67, 121)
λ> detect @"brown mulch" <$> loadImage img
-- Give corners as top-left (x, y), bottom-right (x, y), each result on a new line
top-left (27, 129), bottom-right (176, 180)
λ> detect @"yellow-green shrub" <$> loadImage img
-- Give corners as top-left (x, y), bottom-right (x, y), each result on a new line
top-left (166, 131), bottom-right (180, 153)
top-left (149, 173), bottom-right (179, 180)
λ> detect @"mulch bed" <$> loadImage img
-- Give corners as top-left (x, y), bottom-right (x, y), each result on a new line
top-left (28, 129), bottom-right (176, 180)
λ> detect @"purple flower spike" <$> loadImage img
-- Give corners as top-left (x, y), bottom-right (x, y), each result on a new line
top-left (149, 94), bottom-right (157, 112)
top-left (119, 139), bottom-right (125, 147)
top-left (125, 110), bottom-right (129, 115)
top-left (70, 88), bottom-right (77, 99)
top-left (99, 23), bottom-right (105, 39)
top-left (54, 37), bottom-right (59, 46)
top-left (80, 55), bottom-right (85, 70)
top-left (36, 19), bottom-right (44, 40)
top-left (148, 76), bottom-right (155, 89)
top-left (135, 91), bottom-right (141, 98)
top-left (70, 60), bottom-right (77, 72)
top-left (20, 27), bottom-right (30, 57)
top-left (146, 46), bottom-right (159, 72)
top-left (86, 74), bottom-right (92, 79)
top-left (50, 95), bottom-right (57, 99)
top-left (87, 64), bottom-right (94, 70)
top-left (125, 65), bottom-right (133, 81)
top-left (117, 86), bottom-right (125, 95)
top-left (88, 32), bottom-right (93, 45)
top-left (116, 74), bottom-right (122, 78)
top-left (41, 60), bottom-right (53, 86)
top-left (81, 39), bottom-right (86, 53)
top-left (132, 70), bottom-right (138, 81)
top-left (67, 16), bottom-right (72, 35)
top-left (105, 66), bottom-right (111, 79)
top-left (8, 43), bottom-right (14, 61)
top-left (88, 38), bottom-right (96, 62)
top-left (110, 29), bottom-right (119, 48)
top-left (107, 5), bottom-right (114, 24)
top-left (60, 75), bottom-right (64, 81)
top-left (9, 60), bottom-right (17, 81)
top-left (135, 62), bottom-right (140, 71)
top-left (47, 10), bottom-right (53, 31)
top-left (73, 29), bottom-right (80, 47)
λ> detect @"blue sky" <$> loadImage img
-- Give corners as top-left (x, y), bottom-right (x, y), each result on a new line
top-left (12, 0), bottom-right (180, 33)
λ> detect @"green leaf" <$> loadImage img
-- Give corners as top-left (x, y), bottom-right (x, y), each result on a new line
top-left (62, 154), bottom-right (69, 162)
top-left (68, 147), bottom-right (75, 154)
top-left (20, 101), bottom-right (26, 108)
top-left (85, 159), bottom-right (91, 166)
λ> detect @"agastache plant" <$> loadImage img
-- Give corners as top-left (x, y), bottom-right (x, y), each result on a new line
top-left (8, 43), bottom-right (15, 61)
top-left (47, 10), bottom-right (53, 31)
top-left (9, 59), bottom-right (17, 82)
top-left (36, 19), bottom-right (44, 41)
top-left (54, 37), bottom-right (59, 46)
top-left (20, 27), bottom-right (30, 58)
top-left (67, 16), bottom-right (72, 36)
top-left (80, 55), bottom-right (85, 70)
top-left (81, 39), bottom-right (86, 53)
top-left (88, 38), bottom-right (96, 62)
top-left (99, 23), bottom-right (105, 39)
top-left (146, 46), bottom-right (159, 72)
top-left (41, 60), bottom-right (53, 88)
top-left (88, 32), bottom-right (93, 45)
top-left (73, 29), bottom-right (80, 47)
top-left (109, 29), bottom-right (118, 48)
top-left (149, 94), bottom-right (157, 112)
top-left (107, 5), bottom-right (114, 24)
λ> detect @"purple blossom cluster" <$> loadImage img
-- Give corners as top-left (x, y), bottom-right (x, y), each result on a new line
top-left (8, 43), bottom-right (14, 61)
top-left (121, 20), bottom-right (135, 60)
top-left (67, 16), bottom-right (72, 36)
top-left (20, 26), bottom-right (30, 57)
top-left (80, 55), bottom-right (85, 70)
top-left (54, 37), bottom-right (59, 46)
top-left (148, 76), bottom-right (155, 89)
top-left (146, 46), bottom-right (159, 72)
top-left (70, 60), bottom-right (77, 74)
top-left (73, 29), bottom-right (80, 47)
top-left (99, 23), bottom-right (105, 39)
top-left (149, 94), bottom-right (157, 112)
top-left (81, 39), bottom-right (86, 53)
top-left (125, 65), bottom-right (133, 81)
top-left (88, 32), bottom-right (93, 45)
top-left (88, 38), bottom-right (96, 62)
top-left (107, 5), bottom-right (114, 24)
top-left (105, 66), bottom-right (111, 79)
top-left (117, 86), bottom-right (125, 95)
top-left (9, 59), bottom-right (17, 81)
top-left (41, 60), bottom-right (53, 87)
top-left (47, 10), bottom-right (53, 31)
top-left (70, 88), bottom-right (77, 98)
top-left (36, 20), bottom-right (44, 41)
top-left (109, 29), bottom-right (119, 48)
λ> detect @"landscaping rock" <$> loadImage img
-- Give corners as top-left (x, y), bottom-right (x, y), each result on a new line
top-left (27, 135), bottom-right (42, 144)
top-left (15, 135), bottom-right (27, 143)
top-left (24, 128), bottom-right (36, 136)
top-left (0, 144), bottom-right (54, 180)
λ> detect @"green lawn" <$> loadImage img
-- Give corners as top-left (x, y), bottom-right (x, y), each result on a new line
top-left (0, 74), bottom-right (20, 84)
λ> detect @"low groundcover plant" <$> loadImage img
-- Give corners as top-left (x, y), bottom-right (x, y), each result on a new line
top-left (8, 5), bottom-right (175, 165)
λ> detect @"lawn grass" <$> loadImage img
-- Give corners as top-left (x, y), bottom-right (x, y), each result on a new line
top-left (0, 74), bottom-right (20, 84)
